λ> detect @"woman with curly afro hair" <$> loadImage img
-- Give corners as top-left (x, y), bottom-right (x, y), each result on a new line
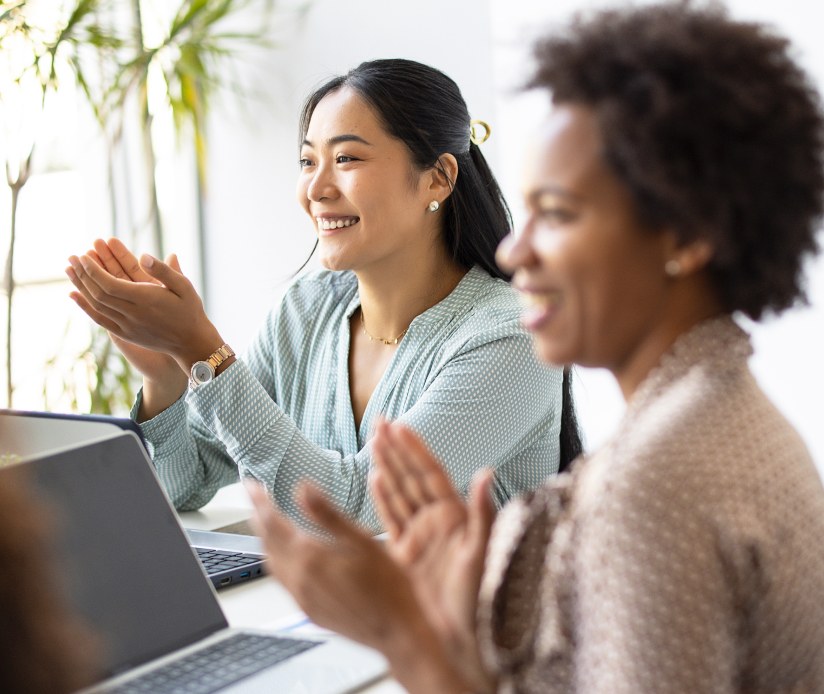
top-left (247, 3), bottom-right (824, 692)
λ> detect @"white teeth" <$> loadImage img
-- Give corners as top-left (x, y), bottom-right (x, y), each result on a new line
top-left (315, 217), bottom-right (358, 231)
top-left (518, 291), bottom-right (561, 310)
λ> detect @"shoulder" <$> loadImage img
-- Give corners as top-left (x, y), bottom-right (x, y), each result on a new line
top-left (596, 362), bottom-right (822, 532)
top-left (461, 266), bottom-right (521, 314)
top-left (424, 269), bottom-right (560, 391)
top-left (445, 267), bottom-right (524, 339)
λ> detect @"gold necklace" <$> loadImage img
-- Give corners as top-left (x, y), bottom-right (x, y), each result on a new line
top-left (360, 309), bottom-right (409, 345)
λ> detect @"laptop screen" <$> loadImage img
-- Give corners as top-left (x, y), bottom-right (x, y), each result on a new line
top-left (3, 433), bottom-right (228, 678)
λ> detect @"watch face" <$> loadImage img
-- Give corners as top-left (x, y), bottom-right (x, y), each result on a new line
top-left (191, 362), bottom-right (214, 384)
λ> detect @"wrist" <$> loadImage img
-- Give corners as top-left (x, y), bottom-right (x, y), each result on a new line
top-left (385, 614), bottom-right (476, 694)
top-left (172, 327), bottom-right (228, 374)
top-left (138, 374), bottom-right (188, 422)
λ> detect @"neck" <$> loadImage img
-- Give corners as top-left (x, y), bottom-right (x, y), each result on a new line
top-left (356, 250), bottom-right (468, 338)
top-left (614, 277), bottom-right (725, 400)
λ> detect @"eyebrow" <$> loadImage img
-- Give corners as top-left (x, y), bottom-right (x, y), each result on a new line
top-left (527, 186), bottom-right (583, 204)
top-left (301, 134), bottom-right (373, 148)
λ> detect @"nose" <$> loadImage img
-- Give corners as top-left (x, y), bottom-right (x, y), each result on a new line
top-left (496, 220), bottom-right (537, 273)
top-left (305, 161), bottom-right (338, 203)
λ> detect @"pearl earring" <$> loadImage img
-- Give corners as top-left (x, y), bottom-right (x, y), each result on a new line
top-left (665, 259), bottom-right (682, 277)
top-left (428, 200), bottom-right (440, 212)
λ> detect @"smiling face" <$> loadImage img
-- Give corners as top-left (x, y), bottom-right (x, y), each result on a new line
top-left (297, 87), bottom-right (438, 274)
top-left (497, 105), bottom-right (707, 392)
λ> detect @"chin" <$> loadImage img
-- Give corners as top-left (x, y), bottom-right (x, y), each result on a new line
top-left (532, 337), bottom-right (572, 368)
top-left (316, 252), bottom-right (350, 272)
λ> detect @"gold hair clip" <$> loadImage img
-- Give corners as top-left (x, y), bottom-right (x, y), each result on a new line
top-left (469, 119), bottom-right (491, 146)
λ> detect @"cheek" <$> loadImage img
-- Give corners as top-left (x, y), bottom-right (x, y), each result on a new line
top-left (296, 177), bottom-right (311, 213)
top-left (556, 246), bottom-right (617, 344)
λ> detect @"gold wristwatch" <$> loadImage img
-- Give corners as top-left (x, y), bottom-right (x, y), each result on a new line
top-left (189, 344), bottom-right (235, 388)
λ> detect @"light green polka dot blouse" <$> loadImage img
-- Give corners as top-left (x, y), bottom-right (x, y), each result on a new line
top-left (136, 266), bottom-right (563, 532)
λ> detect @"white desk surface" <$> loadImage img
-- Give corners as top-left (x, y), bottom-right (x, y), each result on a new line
top-left (179, 483), bottom-right (406, 694)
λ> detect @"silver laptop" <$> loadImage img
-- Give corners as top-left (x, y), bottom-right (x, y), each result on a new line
top-left (1, 431), bottom-right (387, 693)
top-left (0, 408), bottom-right (266, 589)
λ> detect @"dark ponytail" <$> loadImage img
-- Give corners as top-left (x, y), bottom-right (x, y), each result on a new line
top-left (442, 143), bottom-right (511, 279)
top-left (558, 367), bottom-right (583, 473)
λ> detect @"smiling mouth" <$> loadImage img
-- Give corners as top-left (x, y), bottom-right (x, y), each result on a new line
top-left (315, 216), bottom-right (360, 232)
top-left (516, 289), bottom-right (563, 330)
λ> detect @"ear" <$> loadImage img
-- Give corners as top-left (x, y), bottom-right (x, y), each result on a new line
top-left (663, 231), bottom-right (715, 278)
top-left (424, 153), bottom-right (459, 204)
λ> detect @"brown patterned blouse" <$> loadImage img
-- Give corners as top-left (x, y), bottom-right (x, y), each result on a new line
top-left (477, 316), bottom-right (824, 693)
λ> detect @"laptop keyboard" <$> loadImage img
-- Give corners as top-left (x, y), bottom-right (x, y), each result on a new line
top-left (195, 547), bottom-right (263, 575)
top-left (105, 632), bottom-right (320, 693)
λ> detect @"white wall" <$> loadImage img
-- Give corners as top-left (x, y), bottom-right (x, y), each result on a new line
top-left (203, 0), bottom-right (824, 475)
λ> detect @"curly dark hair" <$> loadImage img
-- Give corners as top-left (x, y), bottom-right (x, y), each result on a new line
top-left (528, 1), bottom-right (824, 319)
top-left (0, 470), bottom-right (97, 693)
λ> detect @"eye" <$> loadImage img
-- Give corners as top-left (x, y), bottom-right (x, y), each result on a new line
top-left (336, 155), bottom-right (358, 164)
top-left (299, 157), bottom-right (314, 168)
top-left (538, 208), bottom-right (575, 224)
top-left (530, 191), bottom-right (576, 226)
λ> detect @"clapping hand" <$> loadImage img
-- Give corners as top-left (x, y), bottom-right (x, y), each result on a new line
top-left (246, 418), bottom-right (498, 693)
top-left (65, 237), bottom-right (223, 375)
top-left (66, 237), bottom-right (226, 417)
top-left (371, 418), bottom-right (496, 691)
top-left (66, 238), bottom-right (182, 380)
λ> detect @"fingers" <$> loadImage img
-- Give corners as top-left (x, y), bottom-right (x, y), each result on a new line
top-left (466, 469), bottom-right (496, 551)
top-left (371, 420), bottom-right (417, 528)
top-left (371, 467), bottom-right (404, 541)
top-left (66, 259), bottom-right (136, 328)
top-left (390, 424), bottom-right (458, 501)
top-left (166, 253), bottom-right (182, 273)
top-left (298, 483), bottom-right (368, 545)
top-left (96, 237), bottom-right (156, 283)
top-left (373, 420), bottom-right (458, 518)
top-left (67, 254), bottom-right (140, 307)
top-left (139, 253), bottom-right (192, 298)
top-left (246, 481), bottom-right (298, 559)
top-left (67, 290), bottom-right (126, 335)
top-left (248, 481), bottom-right (366, 551)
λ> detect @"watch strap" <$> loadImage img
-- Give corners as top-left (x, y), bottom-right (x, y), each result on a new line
top-left (205, 344), bottom-right (235, 371)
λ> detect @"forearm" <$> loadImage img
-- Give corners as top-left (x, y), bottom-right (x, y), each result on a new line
top-left (167, 325), bottom-right (234, 378)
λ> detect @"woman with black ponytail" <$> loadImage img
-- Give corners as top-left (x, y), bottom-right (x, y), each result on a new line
top-left (68, 58), bottom-right (578, 530)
